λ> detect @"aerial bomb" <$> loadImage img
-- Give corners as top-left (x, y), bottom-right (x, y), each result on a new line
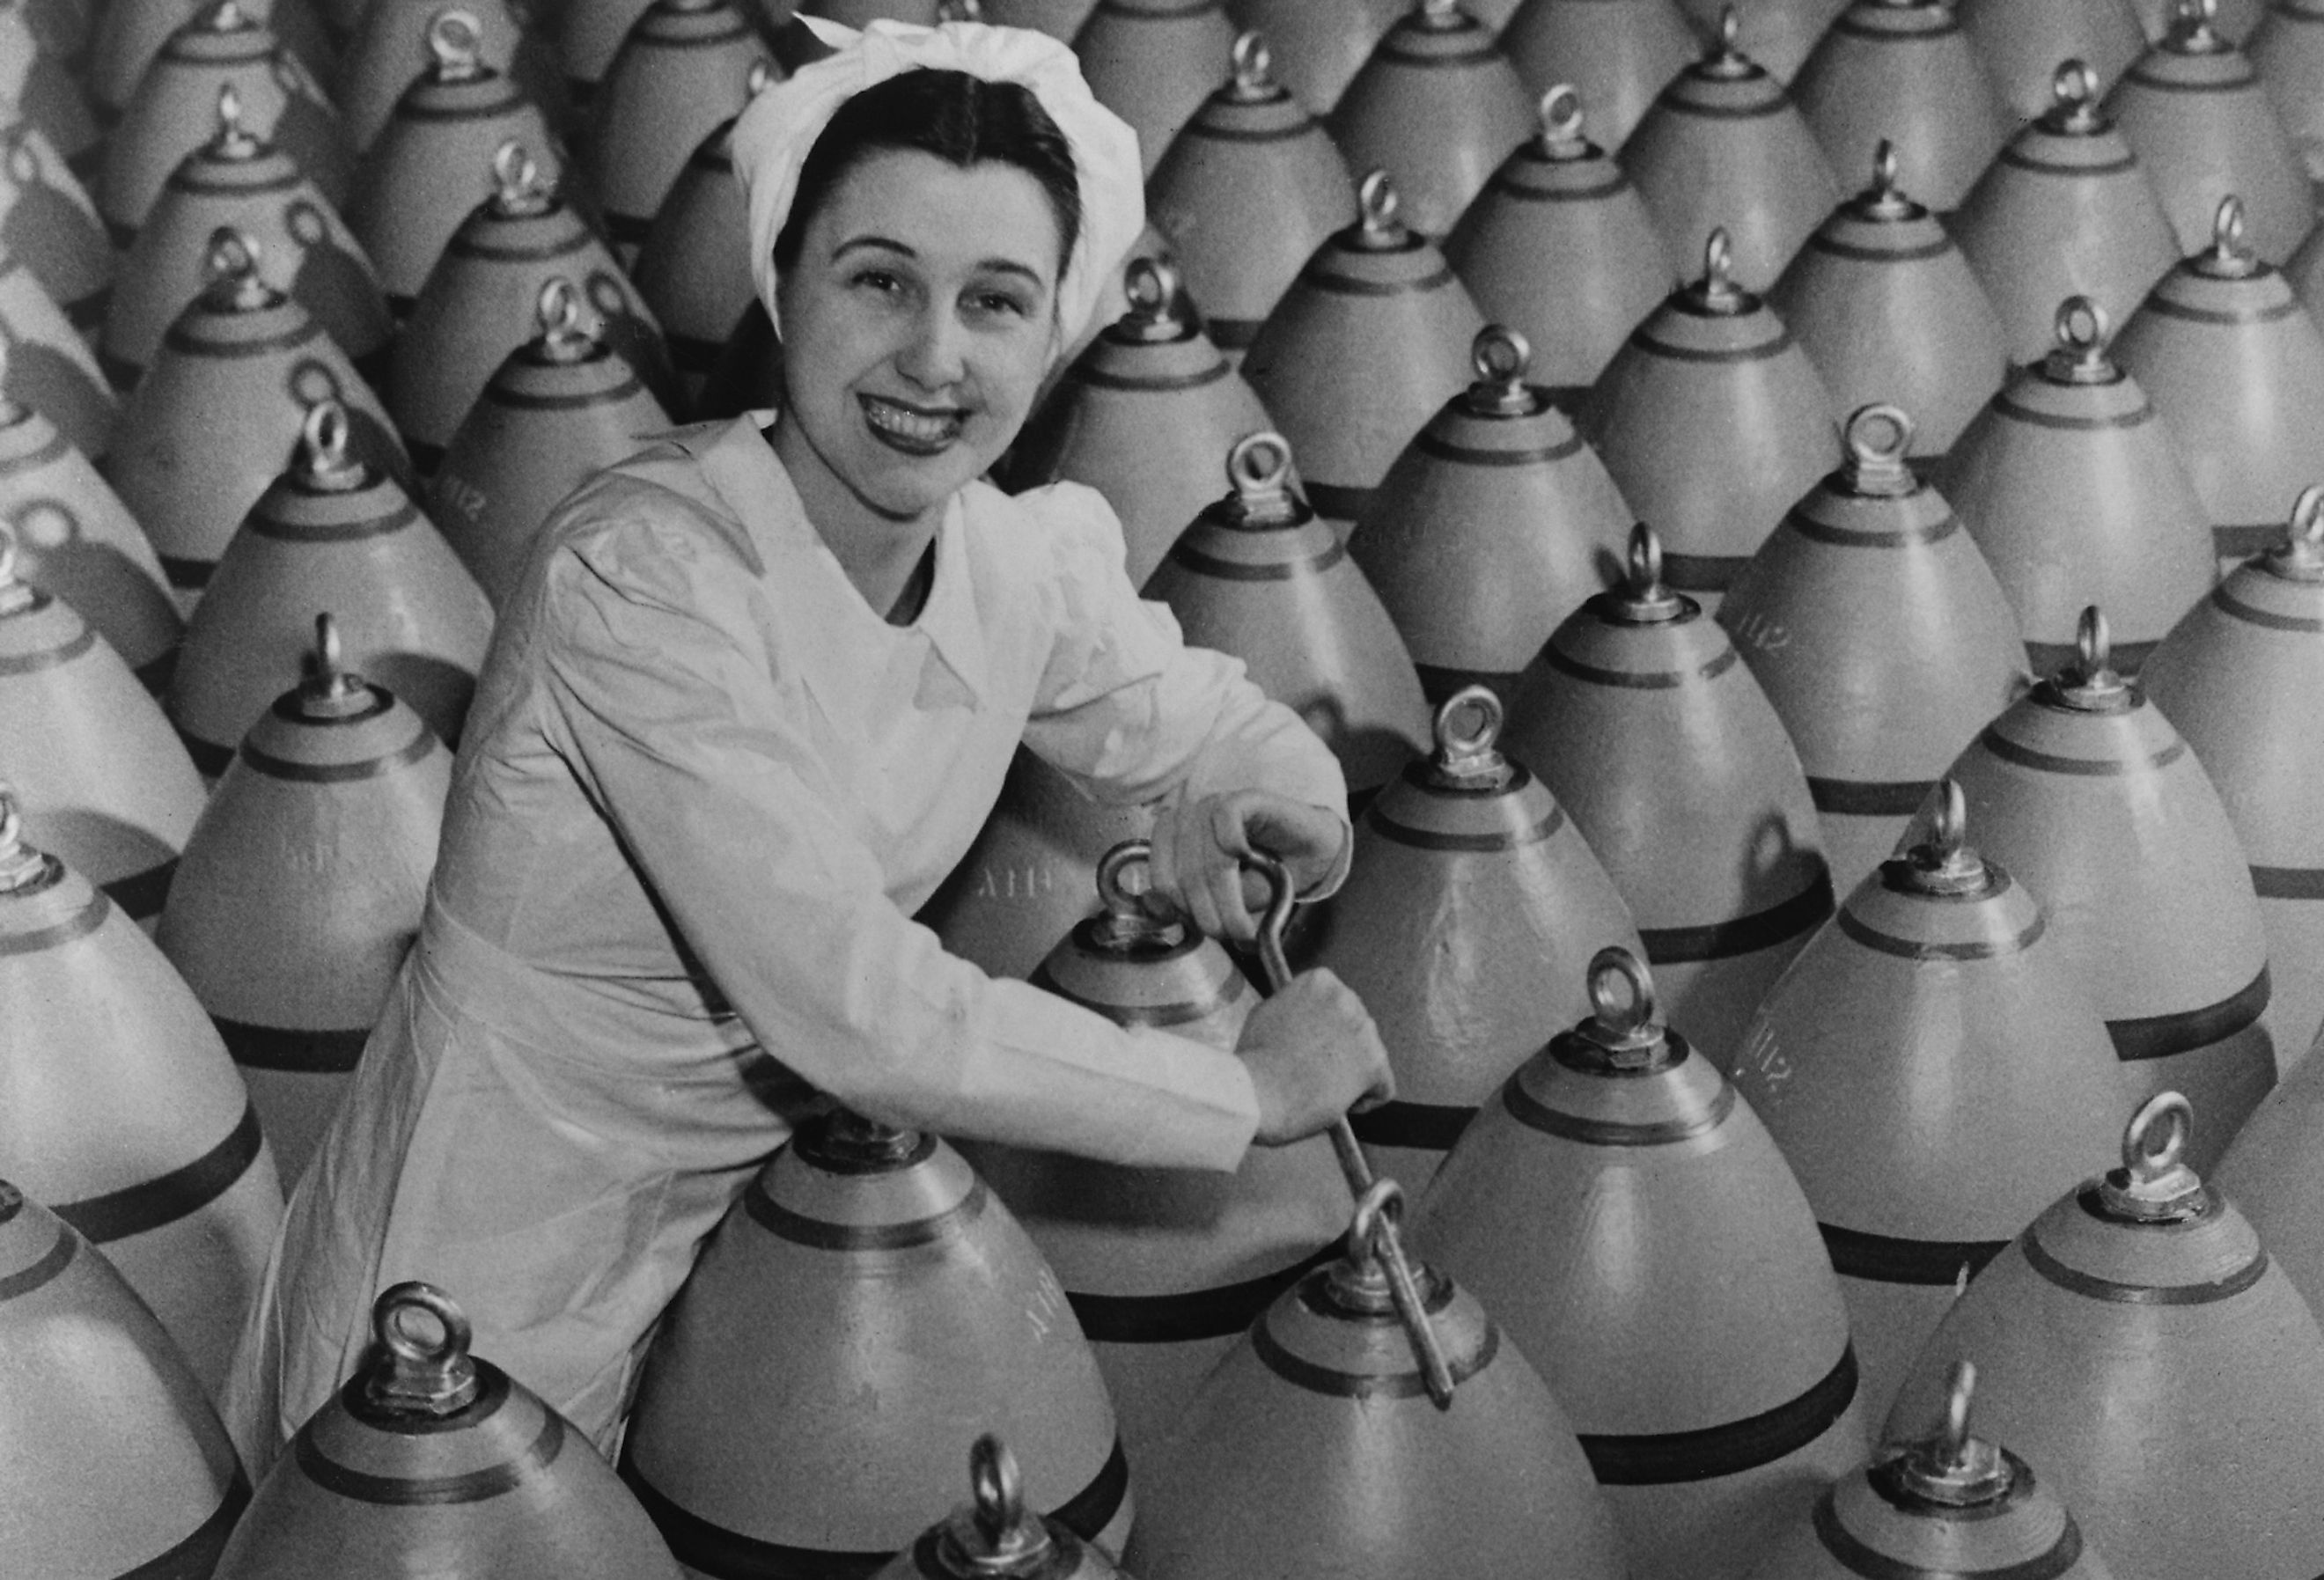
top-left (1239, 170), bottom-right (1485, 533)
top-left (2143, 488), bottom-right (2324, 1064)
top-left (1008, 258), bottom-right (1280, 586)
top-left (961, 839), bottom-right (1345, 1488)
top-left (1889, 1091), bottom-right (2324, 1580)
top-left (1622, 7), bottom-right (1842, 290)
top-left (1301, 687), bottom-right (1643, 1192)
top-left (158, 614), bottom-right (452, 1187)
top-left (1938, 296), bottom-right (2215, 673)
top-left (1327, 0), bottom-right (1535, 241)
top-left (1717, 403), bottom-right (2026, 890)
top-left (1504, 525), bottom-right (1834, 1064)
top-left (1141, 431), bottom-right (1430, 801)
top-left (213, 1282), bottom-right (685, 1579)
top-left (1732, 782), bottom-right (2129, 1421)
top-left (621, 1109), bottom-right (1131, 1575)
top-left (1144, 31), bottom-right (1357, 359)
top-left (0, 781), bottom-right (284, 1399)
top-left (1938, 607), bottom-right (2276, 1165)
top-left (1952, 60), bottom-right (2182, 360)
top-left (1350, 325), bottom-right (1633, 703)
top-left (1444, 85), bottom-right (1674, 410)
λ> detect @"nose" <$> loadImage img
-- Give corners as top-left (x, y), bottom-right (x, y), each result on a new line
top-left (894, 302), bottom-right (967, 391)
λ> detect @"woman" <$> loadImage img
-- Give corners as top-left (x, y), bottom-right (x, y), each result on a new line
top-left (221, 17), bottom-right (1392, 1467)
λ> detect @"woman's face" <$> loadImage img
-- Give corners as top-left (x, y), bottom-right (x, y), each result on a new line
top-left (774, 148), bottom-right (1065, 526)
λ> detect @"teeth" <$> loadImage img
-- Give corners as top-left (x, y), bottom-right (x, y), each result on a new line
top-left (865, 399), bottom-right (958, 444)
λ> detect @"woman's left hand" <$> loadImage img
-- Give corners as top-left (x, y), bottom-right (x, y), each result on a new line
top-left (1149, 790), bottom-right (1349, 945)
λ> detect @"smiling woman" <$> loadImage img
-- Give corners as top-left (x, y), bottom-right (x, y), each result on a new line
top-left (217, 18), bottom-right (1397, 1473)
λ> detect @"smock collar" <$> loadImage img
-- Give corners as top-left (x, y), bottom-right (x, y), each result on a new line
top-left (696, 412), bottom-right (988, 715)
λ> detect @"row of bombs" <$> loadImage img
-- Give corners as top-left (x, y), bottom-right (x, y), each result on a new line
top-left (3, 270), bottom-right (2322, 1560)
top-left (11, 0), bottom-right (2324, 782)
top-left (18, 34), bottom-right (2324, 815)
top-left (19, 0), bottom-right (2324, 512)
top-left (4, 180), bottom-right (2322, 1400)
top-left (22, 714), bottom-right (2324, 1580)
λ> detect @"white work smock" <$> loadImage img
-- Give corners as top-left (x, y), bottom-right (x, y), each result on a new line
top-left (220, 413), bottom-right (1349, 1469)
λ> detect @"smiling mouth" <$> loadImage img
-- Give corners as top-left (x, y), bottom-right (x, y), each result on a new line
top-left (861, 394), bottom-right (965, 455)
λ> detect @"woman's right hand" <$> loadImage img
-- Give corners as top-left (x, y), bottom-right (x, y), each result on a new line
top-left (1236, 968), bottom-right (1395, 1146)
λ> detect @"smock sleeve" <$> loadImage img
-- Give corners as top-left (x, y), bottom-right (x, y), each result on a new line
top-left (1011, 483), bottom-right (1352, 888)
top-left (537, 509), bottom-right (1262, 1172)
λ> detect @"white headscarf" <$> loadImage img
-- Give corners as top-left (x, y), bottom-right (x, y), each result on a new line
top-left (730, 18), bottom-right (1145, 356)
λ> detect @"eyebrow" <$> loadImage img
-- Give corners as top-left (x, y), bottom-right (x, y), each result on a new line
top-left (831, 234), bottom-right (1049, 289)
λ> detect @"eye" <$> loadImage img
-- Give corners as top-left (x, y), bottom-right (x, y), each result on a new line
top-left (966, 285), bottom-right (1035, 320)
top-left (850, 268), bottom-right (907, 297)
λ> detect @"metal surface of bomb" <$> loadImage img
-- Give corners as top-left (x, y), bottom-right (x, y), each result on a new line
top-left (2248, 0), bottom-right (2324, 209)
top-left (0, 109), bottom-right (116, 334)
top-left (1142, 431), bottom-right (1430, 799)
top-left (617, 1105), bottom-right (1132, 1576)
top-left (1717, 403), bottom-right (2026, 892)
top-left (1887, 1092), bottom-right (2324, 1580)
top-left (0, 335), bottom-right (181, 687)
top-left (1073, 0), bottom-right (1235, 178)
top-left (107, 85), bottom-right (392, 393)
top-left (337, 0), bottom-right (560, 154)
top-left (633, 60), bottom-right (772, 404)
top-left (0, 518), bottom-right (203, 924)
top-left (1938, 296), bottom-right (2214, 674)
top-left (107, 225), bottom-right (409, 608)
top-left (91, 0), bottom-right (337, 123)
top-left (2114, 194), bottom-right (2324, 575)
top-left (158, 614), bottom-right (452, 1187)
top-left (0, 1174), bottom-right (249, 1580)
top-left (1414, 946), bottom-right (1866, 1580)
top-left (1327, 0), bottom-right (1533, 242)
top-left (8, 5), bottom-right (103, 177)
top-left (1349, 324), bottom-right (1633, 703)
top-left (1952, 60), bottom-right (2181, 360)
top-left (2108, 0), bottom-right (2313, 261)
top-left (1239, 169), bottom-right (1484, 533)
top-left (1741, 1361), bottom-right (2116, 1580)
top-left (586, 0), bottom-right (770, 264)
top-left (1121, 859), bottom-right (1629, 1580)
top-left (1009, 258), bottom-right (1280, 587)
top-left (1674, 0), bottom-right (1853, 83)
top-left (0, 219), bottom-right (121, 464)
top-left (167, 396), bottom-right (491, 775)
top-left (1301, 687), bottom-right (1642, 1194)
top-left (432, 276), bottom-right (673, 606)
top-left (1621, 6), bottom-right (1842, 290)
top-left (1768, 144), bottom-right (2010, 464)
top-left (918, 745), bottom-right (1154, 983)
top-left (1145, 31), bottom-right (1357, 359)
top-left (1444, 85), bottom-right (1675, 409)
top-left (1223, 0), bottom-right (1403, 115)
top-left (1791, 0), bottom-right (2014, 214)
top-left (347, 8), bottom-right (570, 317)
top-left (869, 1438), bottom-right (1131, 1580)
top-left (1955, 0), bottom-right (2147, 117)
top-left (1500, 0), bottom-right (1697, 153)
top-left (213, 1282), bottom-right (685, 1579)
top-left (1732, 780), bottom-right (2129, 1422)
top-left (1503, 524), bottom-right (1834, 1065)
top-left (0, 780), bottom-right (283, 1399)
top-left (386, 139), bottom-right (671, 474)
top-left (1938, 607), bottom-right (2276, 1165)
top-left (1581, 229), bottom-right (1839, 614)
top-left (97, 0), bottom-right (352, 246)
top-left (2143, 488), bottom-right (2324, 1063)
top-left (960, 840), bottom-right (1345, 1495)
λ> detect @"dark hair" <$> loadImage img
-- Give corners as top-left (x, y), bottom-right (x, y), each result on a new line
top-left (774, 69), bottom-right (1083, 279)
